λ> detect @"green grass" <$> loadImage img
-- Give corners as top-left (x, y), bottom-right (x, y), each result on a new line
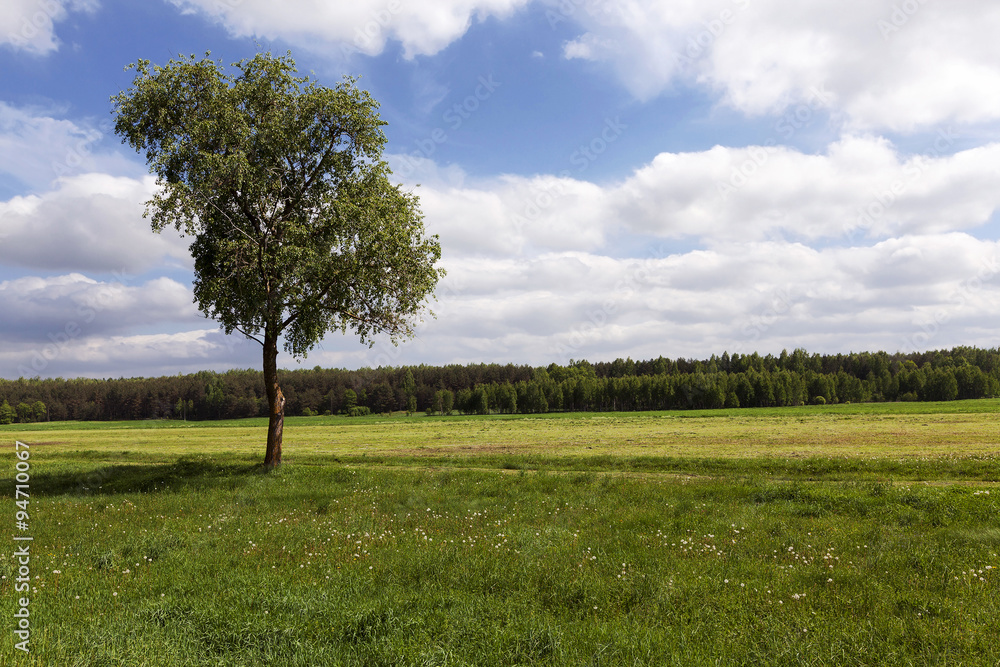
top-left (3, 402), bottom-right (1000, 665)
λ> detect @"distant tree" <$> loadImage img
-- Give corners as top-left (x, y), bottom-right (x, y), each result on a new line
top-left (342, 389), bottom-right (358, 415)
top-left (456, 388), bottom-right (473, 414)
top-left (545, 382), bottom-right (563, 411)
top-left (471, 386), bottom-right (490, 415)
top-left (518, 382), bottom-right (547, 414)
top-left (205, 377), bottom-right (226, 420)
top-left (402, 369), bottom-right (417, 415)
top-left (31, 401), bottom-right (47, 422)
top-left (954, 365), bottom-right (988, 400)
top-left (401, 369), bottom-right (416, 398)
top-left (113, 51), bottom-right (443, 466)
top-left (370, 382), bottom-right (394, 414)
top-left (924, 368), bottom-right (959, 401)
top-left (725, 390), bottom-right (740, 408)
top-left (441, 389), bottom-right (454, 415)
top-left (16, 402), bottom-right (33, 423)
top-left (497, 383), bottom-right (517, 414)
top-left (0, 400), bottom-right (14, 425)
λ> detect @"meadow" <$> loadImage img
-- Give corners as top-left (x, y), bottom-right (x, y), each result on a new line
top-left (2, 400), bottom-right (999, 665)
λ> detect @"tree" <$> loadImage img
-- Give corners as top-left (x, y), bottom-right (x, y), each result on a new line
top-left (370, 382), bottom-right (394, 414)
top-left (205, 376), bottom-right (226, 420)
top-left (401, 368), bottom-right (416, 415)
top-left (497, 383), bottom-right (517, 414)
top-left (342, 388), bottom-right (358, 415)
top-left (113, 52), bottom-right (443, 466)
top-left (0, 400), bottom-right (14, 425)
top-left (471, 386), bottom-right (490, 415)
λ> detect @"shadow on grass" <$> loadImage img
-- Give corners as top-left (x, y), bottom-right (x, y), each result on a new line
top-left (17, 458), bottom-right (275, 497)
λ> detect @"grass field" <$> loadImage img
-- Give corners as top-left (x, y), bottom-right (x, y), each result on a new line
top-left (3, 400), bottom-right (1000, 665)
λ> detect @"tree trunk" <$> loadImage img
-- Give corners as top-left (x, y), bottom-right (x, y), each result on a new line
top-left (263, 332), bottom-right (284, 467)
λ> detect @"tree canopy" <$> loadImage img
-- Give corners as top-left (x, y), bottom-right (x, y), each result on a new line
top-left (112, 51), bottom-right (443, 465)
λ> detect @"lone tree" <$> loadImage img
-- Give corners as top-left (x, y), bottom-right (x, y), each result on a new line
top-left (112, 52), bottom-right (443, 467)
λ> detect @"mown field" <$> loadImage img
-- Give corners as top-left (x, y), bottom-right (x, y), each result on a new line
top-left (3, 400), bottom-right (1000, 665)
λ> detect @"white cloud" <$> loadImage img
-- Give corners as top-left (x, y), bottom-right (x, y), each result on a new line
top-left (611, 136), bottom-right (1000, 243)
top-left (4, 126), bottom-right (998, 377)
top-left (3, 218), bottom-right (998, 378)
top-left (353, 142), bottom-right (1000, 366)
top-left (390, 155), bottom-right (609, 256)
top-left (0, 102), bottom-right (137, 191)
top-left (0, 273), bottom-right (200, 341)
top-left (559, 0), bottom-right (1000, 131)
top-left (0, 172), bottom-right (190, 273)
top-left (7, 231), bottom-right (996, 378)
top-left (0, 272), bottom-right (239, 378)
top-left (405, 235), bottom-right (1000, 366)
top-left (418, 173), bottom-right (608, 257)
top-left (168, 0), bottom-right (529, 58)
top-left (406, 137), bottom-right (1000, 258)
top-left (0, 327), bottom-right (258, 379)
top-left (0, 0), bottom-right (98, 55)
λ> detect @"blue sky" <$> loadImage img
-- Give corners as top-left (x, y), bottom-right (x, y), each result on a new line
top-left (2, 0), bottom-right (999, 379)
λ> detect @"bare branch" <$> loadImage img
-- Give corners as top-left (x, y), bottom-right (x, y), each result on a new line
top-left (233, 325), bottom-right (265, 346)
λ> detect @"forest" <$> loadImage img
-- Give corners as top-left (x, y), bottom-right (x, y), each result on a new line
top-left (2, 346), bottom-right (999, 423)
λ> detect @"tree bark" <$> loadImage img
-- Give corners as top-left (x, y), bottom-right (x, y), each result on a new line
top-left (263, 331), bottom-right (284, 467)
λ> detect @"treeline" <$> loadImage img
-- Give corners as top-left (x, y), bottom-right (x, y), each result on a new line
top-left (1, 347), bottom-right (999, 423)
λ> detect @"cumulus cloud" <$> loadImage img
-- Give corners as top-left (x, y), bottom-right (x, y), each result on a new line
top-left (416, 173), bottom-right (608, 257)
top-left (0, 328), bottom-right (259, 379)
top-left (405, 136), bottom-right (1000, 257)
top-left (558, 0), bottom-right (1000, 131)
top-left (0, 0), bottom-right (98, 55)
top-left (0, 172), bottom-right (190, 273)
top-left (409, 235), bottom-right (1000, 366)
top-left (366, 137), bottom-right (1000, 367)
top-left (0, 102), bottom-right (139, 192)
top-left (612, 136), bottom-right (1000, 243)
top-left (3, 233), bottom-right (997, 377)
top-left (0, 273), bottom-right (253, 378)
top-left (0, 273), bottom-right (201, 342)
top-left (168, 0), bottom-right (530, 58)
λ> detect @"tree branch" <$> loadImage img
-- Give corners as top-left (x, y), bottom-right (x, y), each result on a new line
top-left (233, 325), bottom-right (264, 346)
top-left (193, 189), bottom-right (260, 247)
top-left (321, 304), bottom-right (405, 337)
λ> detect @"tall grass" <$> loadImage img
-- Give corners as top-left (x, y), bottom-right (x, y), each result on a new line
top-left (3, 451), bottom-right (999, 665)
